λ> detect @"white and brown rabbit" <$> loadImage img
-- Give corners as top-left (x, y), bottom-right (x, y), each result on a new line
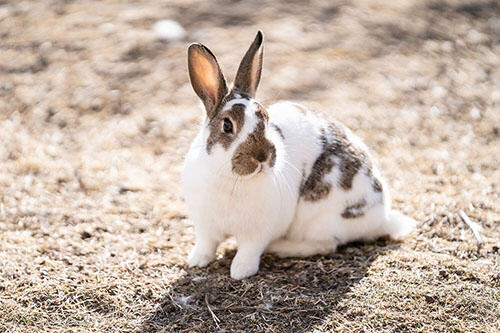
top-left (182, 31), bottom-right (416, 279)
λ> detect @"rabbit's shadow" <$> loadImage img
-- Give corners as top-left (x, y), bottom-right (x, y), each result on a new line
top-left (143, 237), bottom-right (400, 332)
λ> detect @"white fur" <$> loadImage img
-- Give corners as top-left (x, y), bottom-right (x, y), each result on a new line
top-left (182, 100), bottom-right (416, 279)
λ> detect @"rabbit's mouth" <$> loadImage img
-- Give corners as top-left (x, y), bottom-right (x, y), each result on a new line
top-left (256, 163), bottom-right (264, 174)
top-left (235, 161), bottom-right (269, 180)
top-left (231, 141), bottom-right (277, 176)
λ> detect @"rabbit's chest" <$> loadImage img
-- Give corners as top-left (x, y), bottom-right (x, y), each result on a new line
top-left (185, 169), bottom-right (287, 232)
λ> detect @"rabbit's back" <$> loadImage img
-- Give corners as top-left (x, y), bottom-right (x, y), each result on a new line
top-left (268, 102), bottom-right (391, 246)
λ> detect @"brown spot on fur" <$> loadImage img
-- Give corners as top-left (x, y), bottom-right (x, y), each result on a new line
top-left (255, 103), bottom-right (269, 121)
top-left (206, 103), bottom-right (245, 153)
top-left (365, 168), bottom-right (384, 193)
top-left (341, 199), bottom-right (367, 219)
top-left (299, 133), bottom-right (335, 201)
top-left (268, 145), bottom-right (276, 167)
top-left (329, 123), bottom-right (367, 190)
top-left (231, 104), bottom-right (275, 175)
top-left (271, 123), bottom-right (285, 140)
top-left (205, 91), bottom-right (250, 154)
top-left (372, 177), bottom-right (383, 192)
top-left (300, 121), bottom-right (372, 201)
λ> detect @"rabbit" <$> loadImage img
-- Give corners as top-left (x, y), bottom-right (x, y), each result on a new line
top-left (182, 31), bottom-right (416, 280)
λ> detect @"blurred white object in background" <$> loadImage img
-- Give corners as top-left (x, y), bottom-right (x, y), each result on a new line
top-left (469, 107), bottom-right (481, 120)
top-left (153, 19), bottom-right (186, 42)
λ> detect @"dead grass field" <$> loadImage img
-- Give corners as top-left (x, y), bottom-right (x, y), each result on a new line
top-left (0, 0), bottom-right (499, 332)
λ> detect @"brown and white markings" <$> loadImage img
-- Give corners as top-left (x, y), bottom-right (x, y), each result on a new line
top-left (231, 101), bottom-right (276, 176)
top-left (300, 120), bottom-right (384, 209)
top-left (205, 92), bottom-right (249, 154)
top-left (341, 199), bottom-right (368, 219)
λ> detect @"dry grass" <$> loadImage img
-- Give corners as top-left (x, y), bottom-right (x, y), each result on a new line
top-left (1, 0), bottom-right (499, 332)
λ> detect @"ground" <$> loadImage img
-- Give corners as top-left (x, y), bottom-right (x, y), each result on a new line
top-left (0, 0), bottom-right (499, 332)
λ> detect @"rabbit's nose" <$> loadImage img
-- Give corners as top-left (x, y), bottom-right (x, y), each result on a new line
top-left (256, 150), bottom-right (267, 163)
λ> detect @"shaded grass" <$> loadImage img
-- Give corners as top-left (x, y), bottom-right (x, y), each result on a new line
top-left (143, 241), bottom-right (499, 332)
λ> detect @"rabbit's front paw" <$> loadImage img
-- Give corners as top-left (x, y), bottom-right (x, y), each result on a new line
top-left (188, 250), bottom-right (215, 268)
top-left (230, 257), bottom-right (259, 280)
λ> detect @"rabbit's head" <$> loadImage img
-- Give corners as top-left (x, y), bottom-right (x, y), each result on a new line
top-left (188, 31), bottom-right (280, 178)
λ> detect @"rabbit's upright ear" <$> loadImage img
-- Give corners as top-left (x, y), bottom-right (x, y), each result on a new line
top-left (233, 31), bottom-right (263, 98)
top-left (188, 44), bottom-right (228, 118)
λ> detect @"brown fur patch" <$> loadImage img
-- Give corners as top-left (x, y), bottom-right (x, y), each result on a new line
top-left (271, 123), bottom-right (285, 140)
top-left (299, 134), bottom-right (335, 201)
top-left (231, 105), bottom-right (275, 175)
top-left (255, 103), bottom-right (269, 122)
top-left (372, 177), bottom-right (383, 192)
top-left (341, 199), bottom-right (367, 219)
top-left (365, 168), bottom-right (384, 193)
top-left (300, 122), bottom-right (371, 201)
top-left (268, 145), bottom-right (276, 167)
top-left (205, 91), bottom-right (250, 154)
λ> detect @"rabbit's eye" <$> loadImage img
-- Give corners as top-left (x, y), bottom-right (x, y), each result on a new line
top-left (222, 118), bottom-right (233, 134)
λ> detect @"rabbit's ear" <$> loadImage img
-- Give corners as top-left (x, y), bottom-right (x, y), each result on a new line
top-left (233, 31), bottom-right (263, 98)
top-left (188, 44), bottom-right (228, 118)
